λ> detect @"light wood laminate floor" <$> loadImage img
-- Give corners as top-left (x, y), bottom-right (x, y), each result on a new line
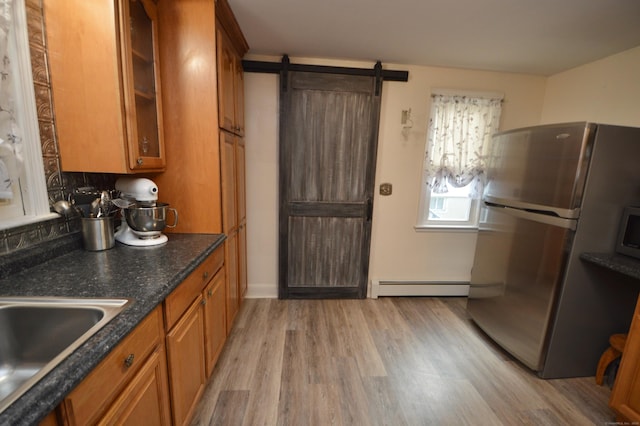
top-left (191, 297), bottom-right (614, 425)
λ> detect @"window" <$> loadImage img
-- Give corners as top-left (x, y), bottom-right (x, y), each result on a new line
top-left (0, 0), bottom-right (51, 230)
top-left (416, 91), bottom-right (502, 229)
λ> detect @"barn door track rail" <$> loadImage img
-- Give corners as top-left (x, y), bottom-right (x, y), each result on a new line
top-left (242, 54), bottom-right (409, 95)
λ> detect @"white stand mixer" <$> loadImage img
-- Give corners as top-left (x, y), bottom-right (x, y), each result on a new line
top-left (115, 177), bottom-right (172, 247)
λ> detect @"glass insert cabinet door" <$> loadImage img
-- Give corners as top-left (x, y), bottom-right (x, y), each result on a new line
top-left (120, 0), bottom-right (165, 170)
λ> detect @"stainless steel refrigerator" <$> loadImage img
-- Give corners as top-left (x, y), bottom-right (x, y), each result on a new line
top-left (467, 122), bottom-right (640, 378)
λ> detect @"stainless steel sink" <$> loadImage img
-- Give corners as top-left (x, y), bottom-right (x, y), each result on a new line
top-left (0, 297), bottom-right (129, 413)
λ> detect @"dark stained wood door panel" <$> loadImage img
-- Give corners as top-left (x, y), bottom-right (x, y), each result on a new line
top-left (279, 71), bottom-right (382, 298)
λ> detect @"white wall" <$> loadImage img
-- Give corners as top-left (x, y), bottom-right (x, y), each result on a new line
top-left (541, 46), bottom-right (640, 127)
top-left (245, 47), bottom-right (640, 298)
top-left (244, 72), bottom-right (279, 298)
top-left (244, 56), bottom-right (547, 298)
top-left (370, 64), bottom-right (545, 290)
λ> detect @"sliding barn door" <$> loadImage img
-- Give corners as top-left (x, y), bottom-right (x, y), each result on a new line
top-left (279, 71), bottom-right (382, 298)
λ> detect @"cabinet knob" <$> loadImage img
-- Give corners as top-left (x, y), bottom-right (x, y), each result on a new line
top-left (201, 298), bottom-right (207, 306)
top-left (124, 353), bottom-right (135, 368)
top-left (208, 289), bottom-right (213, 297)
top-left (136, 157), bottom-right (144, 165)
top-left (203, 271), bottom-right (209, 280)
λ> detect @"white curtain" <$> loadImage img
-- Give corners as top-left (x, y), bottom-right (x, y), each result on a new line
top-left (0, 0), bottom-right (18, 200)
top-left (424, 94), bottom-right (502, 198)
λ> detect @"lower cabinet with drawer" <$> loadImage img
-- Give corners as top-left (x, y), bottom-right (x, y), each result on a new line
top-left (164, 247), bottom-right (226, 426)
top-left (58, 306), bottom-right (171, 425)
top-left (40, 246), bottom-right (227, 426)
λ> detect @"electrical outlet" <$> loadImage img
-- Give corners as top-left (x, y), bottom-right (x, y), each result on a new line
top-left (379, 183), bottom-right (392, 196)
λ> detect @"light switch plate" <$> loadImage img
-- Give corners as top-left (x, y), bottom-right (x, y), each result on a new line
top-left (380, 183), bottom-right (392, 196)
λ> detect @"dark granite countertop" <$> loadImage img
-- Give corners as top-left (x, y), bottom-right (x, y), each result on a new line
top-left (0, 233), bottom-right (226, 426)
top-left (580, 252), bottom-right (640, 281)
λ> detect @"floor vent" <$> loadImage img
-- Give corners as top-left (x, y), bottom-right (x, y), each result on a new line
top-left (369, 280), bottom-right (469, 298)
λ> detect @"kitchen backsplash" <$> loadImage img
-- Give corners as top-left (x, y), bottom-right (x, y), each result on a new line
top-left (0, 0), bottom-right (116, 256)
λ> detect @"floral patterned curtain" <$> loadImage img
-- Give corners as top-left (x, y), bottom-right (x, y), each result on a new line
top-left (0, 0), bottom-right (18, 200)
top-left (423, 94), bottom-right (502, 198)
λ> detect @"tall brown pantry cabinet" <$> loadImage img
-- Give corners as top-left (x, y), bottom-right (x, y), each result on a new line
top-left (217, 3), bottom-right (249, 331)
top-left (154, 0), bottom-right (249, 333)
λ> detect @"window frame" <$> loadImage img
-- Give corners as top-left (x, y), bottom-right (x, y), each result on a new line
top-left (0, 0), bottom-right (53, 230)
top-left (416, 179), bottom-right (481, 231)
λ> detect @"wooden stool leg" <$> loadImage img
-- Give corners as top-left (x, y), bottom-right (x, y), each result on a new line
top-left (596, 346), bottom-right (622, 385)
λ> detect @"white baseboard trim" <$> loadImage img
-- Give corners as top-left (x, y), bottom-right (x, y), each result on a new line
top-left (369, 280), bottom-right (469, 299)
top-left (245, 281), bottom-right (469, 299)
top-left (245, 283), bottom-right (278, 299)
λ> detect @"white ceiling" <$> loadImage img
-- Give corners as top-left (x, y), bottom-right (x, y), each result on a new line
top-left (228, 0), bottom-right (640, 75)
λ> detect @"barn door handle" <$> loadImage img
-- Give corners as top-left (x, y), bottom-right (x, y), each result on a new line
top-left (366, 198), bottom-right (373, 222)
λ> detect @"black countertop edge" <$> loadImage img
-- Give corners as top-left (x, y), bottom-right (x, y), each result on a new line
top-left (580, 252), bottom-right (640, 281)
top-left (0, 233), bottom-right (226, 426)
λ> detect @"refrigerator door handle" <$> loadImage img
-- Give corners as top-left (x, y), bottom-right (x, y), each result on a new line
top-left (486, 204), bottom-right (577, 230)
top-left (484, 195), bottom-right (580, 219)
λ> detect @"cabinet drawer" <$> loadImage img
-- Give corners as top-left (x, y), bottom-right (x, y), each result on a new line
top-left (61, 307), bottom-right (163, 425)
top-left (164, 247), bottom-right (224, 330)
top-left (99, 347), bottom-right (171, 425)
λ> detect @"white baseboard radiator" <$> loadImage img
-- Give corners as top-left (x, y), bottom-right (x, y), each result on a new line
top-left (369, 280), bottom-right (469, 298)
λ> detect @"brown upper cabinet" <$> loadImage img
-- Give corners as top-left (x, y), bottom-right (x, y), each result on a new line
top-left (217, 26), bottom-right (245, 137)
top-left (153, 0), bottom-right (247, 237)
top-left (44, 0), bottom-right (166, 173)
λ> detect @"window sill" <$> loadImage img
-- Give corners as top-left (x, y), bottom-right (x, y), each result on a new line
top-left (0, 213), bottom-right (59, 231)
top-left (414, 225), bottom-right (478, 233)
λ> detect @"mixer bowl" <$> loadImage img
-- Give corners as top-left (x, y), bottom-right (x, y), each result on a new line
top-left (123, 203), bottom-right (178, 233)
